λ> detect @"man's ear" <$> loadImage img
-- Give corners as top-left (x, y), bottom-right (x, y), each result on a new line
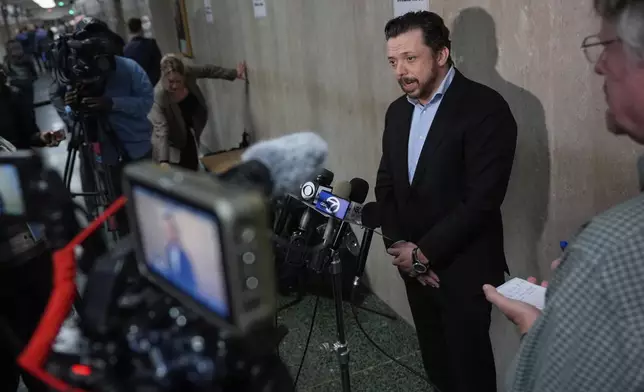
top-left (437, 47), bottom-right (450, 67)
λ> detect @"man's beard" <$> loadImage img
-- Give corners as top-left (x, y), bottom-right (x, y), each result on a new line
top-left (398, 76), bottom-right (420, 96)
top-left (398, 75), bottom-right (436, 101)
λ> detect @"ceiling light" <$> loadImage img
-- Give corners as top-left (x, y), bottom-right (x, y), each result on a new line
top-left (32, 0), bottom-right (56, 8)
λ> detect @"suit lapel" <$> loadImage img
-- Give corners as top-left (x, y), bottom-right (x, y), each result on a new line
top-left (411, 70), bottom-right (467, 188)
top-left (394, 101), bottom-right (414, 199)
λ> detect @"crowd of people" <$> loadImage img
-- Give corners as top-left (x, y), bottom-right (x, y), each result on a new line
top-left (2, 0), bottom-right (644, 391)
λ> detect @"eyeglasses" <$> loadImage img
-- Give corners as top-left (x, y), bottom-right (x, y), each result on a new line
top-left (581, 34), bottom-right (620, 64)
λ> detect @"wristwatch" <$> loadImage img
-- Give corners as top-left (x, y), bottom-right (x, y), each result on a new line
top-left (411, 247), bottom-right (428, 274)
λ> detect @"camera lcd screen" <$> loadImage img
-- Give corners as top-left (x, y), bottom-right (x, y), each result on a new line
top-left (0, 164), bottom-right (25, 216)
top-left (131, 185), bottom-right (230, 319)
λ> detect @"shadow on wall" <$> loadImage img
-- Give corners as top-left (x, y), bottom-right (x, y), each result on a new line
top-left (451, 9), bottom-right (551, 389)
top-left (452, 7), bottom-right (551, 280)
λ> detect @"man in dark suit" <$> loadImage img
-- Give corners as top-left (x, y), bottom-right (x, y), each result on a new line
top-left (376, 11), bottom-right (517, 392)
top-left (124, 18), bottom-right (162, 86)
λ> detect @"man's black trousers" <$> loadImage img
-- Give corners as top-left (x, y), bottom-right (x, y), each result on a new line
top-left (404, 272), bottom-right (503, 392)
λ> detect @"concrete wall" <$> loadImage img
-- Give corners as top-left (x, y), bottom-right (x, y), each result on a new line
top-left (140, 0), bottom-right (641, 388)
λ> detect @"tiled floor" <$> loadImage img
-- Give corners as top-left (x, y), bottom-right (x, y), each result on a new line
top-left (277, 293), bottom-right (435, 391)
top-left (25, 76), bottom-right (435, 392)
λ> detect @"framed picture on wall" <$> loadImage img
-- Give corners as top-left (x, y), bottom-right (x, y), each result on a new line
top-left (173, 0), bottom-right (193, 57)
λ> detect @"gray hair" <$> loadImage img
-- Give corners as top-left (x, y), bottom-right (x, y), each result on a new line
top-left (595, 0), bottom-right (644, 61)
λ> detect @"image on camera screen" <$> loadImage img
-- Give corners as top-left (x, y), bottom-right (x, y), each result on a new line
top-left (0, 164), bottom-right (24, 216)
top-left (132, 185), bottom-right (230, 319)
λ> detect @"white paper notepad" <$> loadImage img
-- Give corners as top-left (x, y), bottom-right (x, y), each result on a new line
top-left (496, 278), bottom-right (547, 310)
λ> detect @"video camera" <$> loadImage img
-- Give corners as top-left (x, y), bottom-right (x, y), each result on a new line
top-left (0, 150), bottom-right (295, 392)
top-left (50, 17), bottom-right (119, 87)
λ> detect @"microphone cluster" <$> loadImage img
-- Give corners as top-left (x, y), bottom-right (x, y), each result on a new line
top-left (272, 169), bottom-right (382, 290)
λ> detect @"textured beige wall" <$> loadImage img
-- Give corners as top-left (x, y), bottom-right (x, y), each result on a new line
top-left (141, 0), bottom-right (643, 388)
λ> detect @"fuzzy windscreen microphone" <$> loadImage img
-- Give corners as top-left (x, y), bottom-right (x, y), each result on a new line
top-left (221, 131), bottom-right (328, 198)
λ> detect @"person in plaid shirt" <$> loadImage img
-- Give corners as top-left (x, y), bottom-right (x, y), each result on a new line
top-left (483, 1), bottom-right (644, 391)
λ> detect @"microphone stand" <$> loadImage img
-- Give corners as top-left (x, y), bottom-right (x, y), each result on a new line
top-left (349, 227), bottom-right (396, 320)
top-left (275, 196), bottom-right (312, 312)
top-left (326, 220), bottom-right (351, 392)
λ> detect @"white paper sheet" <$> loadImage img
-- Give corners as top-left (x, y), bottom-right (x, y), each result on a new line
top-left (496, 278), bottom-right (547, 310)
top-left (393, 0), bottom-right (430, 17)
top-left (204, 0), bottom-right (213, 23)
top-left (253, 0), bottom-right (267, 18)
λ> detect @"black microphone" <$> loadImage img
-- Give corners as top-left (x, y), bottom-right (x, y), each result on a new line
top-left (297, 169), bottom-right (334, 232)
top-left (283, 173), bottom-right (336, 267)
top-left (322, 181), bottom-right (352, 248)
top-left (309, 181), bottom-right (352, 273)
top-left (348, 178), bottom-right (369, 204)
top-left (274, 169), bottom-right (334, 236)
top-left (352, 202), bottom-right (380, 295)
top-left (331, 178), bottom-right (370, 249)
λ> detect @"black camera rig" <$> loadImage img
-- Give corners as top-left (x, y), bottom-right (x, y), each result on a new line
top-left (0, 151), bottom-right (292, 392)
top-left (50, 17), bottom-right (119, 86)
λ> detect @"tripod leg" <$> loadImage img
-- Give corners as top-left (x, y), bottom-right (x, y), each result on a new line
top-left (329, 251), bottom-right (351, 392)
top-left (63, 145), bottom-right (77, 190)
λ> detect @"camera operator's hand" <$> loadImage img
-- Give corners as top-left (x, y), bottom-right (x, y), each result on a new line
top-left (82, 97), bottom-right (114, 112)
top-left (64, 89), bottom-right (78, 107)
top-left (39, 130), bottom-right (64, 147)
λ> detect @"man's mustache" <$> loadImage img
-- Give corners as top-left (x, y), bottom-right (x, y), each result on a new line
top-left (399, 77), bottom-right (418, 85)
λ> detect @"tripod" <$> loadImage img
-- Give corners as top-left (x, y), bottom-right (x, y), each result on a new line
top-left (63, 111), bottom-right (123, 242)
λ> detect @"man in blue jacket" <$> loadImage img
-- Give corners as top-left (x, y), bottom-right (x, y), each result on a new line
top-left (62, 18), bottom-right (154, 233)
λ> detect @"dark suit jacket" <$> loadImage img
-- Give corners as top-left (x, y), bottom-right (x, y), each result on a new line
top-left (375, 69), bottom-right (517, 293)
top-left (124, 36), bottom-right (162, 86)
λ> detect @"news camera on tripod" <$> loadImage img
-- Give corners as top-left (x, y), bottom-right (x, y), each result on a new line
top-left (51, 17), bottom-right (154, 235)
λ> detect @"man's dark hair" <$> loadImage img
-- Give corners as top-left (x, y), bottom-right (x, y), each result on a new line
top-left (385, 11), bottom-right (452, 64)
top-left (128, 18), bottom-right (143, 34)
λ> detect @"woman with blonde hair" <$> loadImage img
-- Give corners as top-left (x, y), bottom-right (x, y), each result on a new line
top-left (149, 54), bottom-right (246, 170)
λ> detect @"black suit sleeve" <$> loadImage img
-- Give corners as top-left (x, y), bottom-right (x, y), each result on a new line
top-left (375, 108), bottom-right (405, 248)
top-left (418, 102), bottom-right (517, 268)
top-left (10, 90), bottom-right (44, 149)
top-left (149, 39), bottom-right (162, 85)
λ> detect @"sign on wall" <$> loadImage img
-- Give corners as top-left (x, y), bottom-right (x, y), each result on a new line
top-left (253, 0), bottom-right (267, 19)
top-left (205, 0), bottom-right (213, 24)
top-left (393, 0), bottom-right (429, 17)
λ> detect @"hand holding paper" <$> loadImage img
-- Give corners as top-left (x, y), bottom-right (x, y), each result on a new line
top-left (483, 278), bottom-right (544, 335)
top-left (496, 278), bottom-right (547, 310)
